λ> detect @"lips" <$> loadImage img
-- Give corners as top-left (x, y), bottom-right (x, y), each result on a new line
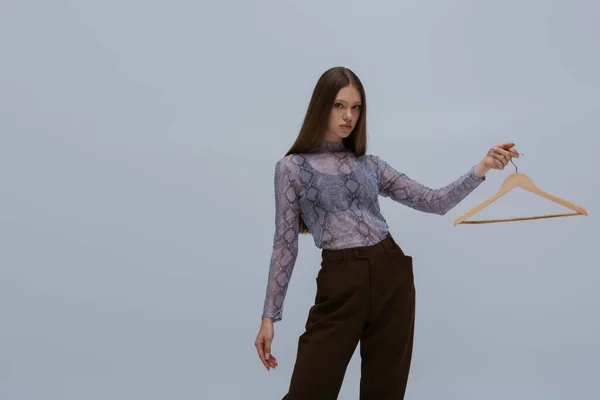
top-left (340, 124), bottom-right (352, 129)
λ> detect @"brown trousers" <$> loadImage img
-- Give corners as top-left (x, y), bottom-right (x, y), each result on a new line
top-left (283, 233), bottom-right (416, 400)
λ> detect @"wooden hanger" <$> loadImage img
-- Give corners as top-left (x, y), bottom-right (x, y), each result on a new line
top-left (454, 157), bottom-right (588, 225)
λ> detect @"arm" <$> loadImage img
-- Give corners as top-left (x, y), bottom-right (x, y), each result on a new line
top-left (261, 158), bottom-right (300, 323)
top-left (372, 155), bottom-right (486, 215)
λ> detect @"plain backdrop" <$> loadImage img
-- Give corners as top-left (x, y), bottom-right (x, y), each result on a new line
top-left (1, 1), bottom-right (598, 399)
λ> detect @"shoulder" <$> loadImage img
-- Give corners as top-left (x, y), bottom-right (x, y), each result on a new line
top-left (359, 153), bottom-right (385, 170)
top-left (275, 154), bottom-right (303, 168)
top-left (359, 153), bottom-right (404, 179)
top-left (274, 154), bottom-right (303, 177)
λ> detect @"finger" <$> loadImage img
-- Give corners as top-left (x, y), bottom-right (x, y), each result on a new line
top-left (508, 147), bottom-right (519, 157)
top-left (497, 143), bottom-right (520, 157)
top-left (491, 153), bottom-right (505, 169)
top-left (255, 340), bottom-right (270, 370)
top-left (496, 142), bottom-right (515, 150)
top-left (265, 341), bottom-right (275, 368)
top-left (493, 152), bottom-right (508, 164)
top-left (493, 148), bottom-right (512, 165)
top-left (495, 147), bottom-right (512, 157)
top-left (256, 344), bottom-right (269, 370)
top-left (268, 356), bottom-right (278, 368)
top-left (266, 353), bottom-right (277, 369)
top-left (493, 147), bottom-right (513, 160)
top-left (490, 152), bottom-right (505, 166)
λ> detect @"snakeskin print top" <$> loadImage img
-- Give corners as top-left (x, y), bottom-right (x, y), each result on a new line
top-left (262, 139), bottom-right (486, 322)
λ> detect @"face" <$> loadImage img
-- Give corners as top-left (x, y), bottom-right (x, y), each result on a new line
top-left (324, 84), bottom-right (362, 142)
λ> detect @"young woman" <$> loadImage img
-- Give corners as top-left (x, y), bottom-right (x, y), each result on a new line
top-left (254, 66), bottom-right (518, 399)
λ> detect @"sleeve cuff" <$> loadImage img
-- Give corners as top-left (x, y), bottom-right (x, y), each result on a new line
top-left (469, 166), bottom-right (486, 182)
top-left (262, 312), bottom-right (282, 323)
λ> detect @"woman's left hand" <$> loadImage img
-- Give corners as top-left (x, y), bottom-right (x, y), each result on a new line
top-left (484, 142), bottom-right (519, 170)
top-left (473, 142), bottom-right (520, 178)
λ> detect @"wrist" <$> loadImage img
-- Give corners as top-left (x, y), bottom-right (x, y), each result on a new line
top-left (473, 159), bottom-right (490, 179)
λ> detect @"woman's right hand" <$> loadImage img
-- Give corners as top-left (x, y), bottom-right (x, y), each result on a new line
top-left (254, 317), bottom-right (278, 371)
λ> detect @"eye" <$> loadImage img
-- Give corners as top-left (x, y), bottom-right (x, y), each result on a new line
top-left (334, 103), bottom-right (344, 108)
top-left (353, 105), bottom-right (362, 110)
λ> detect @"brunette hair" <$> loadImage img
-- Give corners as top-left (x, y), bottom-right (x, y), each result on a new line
top-left (286, 66), bottom-right (368, 234)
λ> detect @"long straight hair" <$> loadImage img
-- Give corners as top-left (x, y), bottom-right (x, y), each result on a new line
top-left (286, 66), bottom-right (368, 234)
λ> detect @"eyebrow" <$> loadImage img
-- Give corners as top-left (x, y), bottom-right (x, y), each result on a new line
top-left (335, 99), bottom-right (362, 105)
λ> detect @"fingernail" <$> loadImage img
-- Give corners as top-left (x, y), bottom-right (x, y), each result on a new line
top-left (265, 353), bottom-right (270, 359)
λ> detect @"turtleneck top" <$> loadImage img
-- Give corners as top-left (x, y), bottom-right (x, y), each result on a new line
top-left (262, 139), bottom-right (486, 322)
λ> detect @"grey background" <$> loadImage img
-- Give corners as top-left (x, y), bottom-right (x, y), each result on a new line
top-left (1, 0), bottom-right (598, 399)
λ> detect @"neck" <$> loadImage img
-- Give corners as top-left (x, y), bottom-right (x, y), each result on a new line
top-left (314, 138), bottom-right (347, 153)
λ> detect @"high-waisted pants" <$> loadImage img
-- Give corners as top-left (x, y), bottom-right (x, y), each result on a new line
top-left (282, 232), bottom-right (416, 399)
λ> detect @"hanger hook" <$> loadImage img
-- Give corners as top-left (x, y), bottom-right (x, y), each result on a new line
top-left (510, 152), bottom-right (524, 173)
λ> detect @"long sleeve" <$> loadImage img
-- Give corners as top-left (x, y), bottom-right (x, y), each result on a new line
top-left (371, 155), bottom-right (486, 215)
top-left (261, 158), bottom-right (300, 323)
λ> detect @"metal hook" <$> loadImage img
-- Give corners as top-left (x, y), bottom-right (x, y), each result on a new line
top-left (510, 152), bottom-right (524, 173)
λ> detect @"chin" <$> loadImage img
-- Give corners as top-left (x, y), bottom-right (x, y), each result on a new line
top-left (327, 129), bottom-right (352, 141)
